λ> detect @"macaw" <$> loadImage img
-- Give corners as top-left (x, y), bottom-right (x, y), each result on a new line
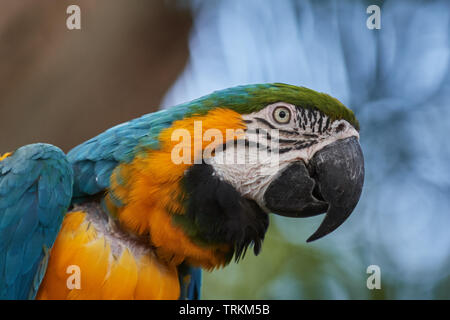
top-left (0, 83), bottom-right (364, 300)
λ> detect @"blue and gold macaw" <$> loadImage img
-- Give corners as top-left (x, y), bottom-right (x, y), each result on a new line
top-left (0, 83), bottom-right (364, 299)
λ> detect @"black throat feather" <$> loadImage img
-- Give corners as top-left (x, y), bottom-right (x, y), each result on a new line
top-left (173, 162), bottom-right (269, 264)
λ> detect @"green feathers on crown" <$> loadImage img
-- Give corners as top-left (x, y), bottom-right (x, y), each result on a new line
top-left (182, 83), bottom-right (359, 131)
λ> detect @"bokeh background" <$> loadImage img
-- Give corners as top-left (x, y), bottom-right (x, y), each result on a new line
top-left (1, 0), bottom-right (449, 299)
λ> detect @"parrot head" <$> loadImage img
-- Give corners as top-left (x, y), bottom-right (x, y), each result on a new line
top-left (98, 83), bottom-right (364, 268)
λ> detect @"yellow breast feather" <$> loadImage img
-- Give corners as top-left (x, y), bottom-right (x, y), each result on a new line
top-left (37, 208), bottom-right (180, 300)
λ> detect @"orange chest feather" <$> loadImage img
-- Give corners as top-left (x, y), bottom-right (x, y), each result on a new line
top-left (105, 108), bottom-right (246, 269)
top-left (36, 211), bottom-right (180, 300)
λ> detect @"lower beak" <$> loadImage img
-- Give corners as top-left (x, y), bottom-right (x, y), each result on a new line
top-left (263, 136), bottom-right (365, 242)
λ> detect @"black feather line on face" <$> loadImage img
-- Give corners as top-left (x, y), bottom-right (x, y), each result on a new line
top-left (245, 128), bottom-right (272, 141)
top-left (176, 163), bottom-right (269, 263)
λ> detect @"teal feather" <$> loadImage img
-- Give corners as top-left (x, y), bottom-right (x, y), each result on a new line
top-left (0, 143), bottom-right (73, 299)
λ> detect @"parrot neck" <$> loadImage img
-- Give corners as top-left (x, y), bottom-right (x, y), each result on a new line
top-left (104, 108), bottom-right (251, 269)
top-left (104, 157), bottom-right (233, 270)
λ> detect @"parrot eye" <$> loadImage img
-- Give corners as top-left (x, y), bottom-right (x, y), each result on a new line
top-left (273, 106), bottom-right (291, 124)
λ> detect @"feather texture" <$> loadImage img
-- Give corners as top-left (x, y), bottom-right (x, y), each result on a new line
top-left (0, 144), bottom-right (73, 299)
top-left (37, 208), bottom-right (180, 300)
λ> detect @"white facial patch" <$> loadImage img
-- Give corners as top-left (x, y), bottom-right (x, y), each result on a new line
top-left (206, 102), bottom-right (359, 212)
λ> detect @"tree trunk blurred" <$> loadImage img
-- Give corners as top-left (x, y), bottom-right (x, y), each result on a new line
top-left (0, 0), bottom-right (192, 152)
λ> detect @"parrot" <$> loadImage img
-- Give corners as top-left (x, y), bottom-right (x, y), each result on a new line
top-left (0, 83), bottom-right (364, 300)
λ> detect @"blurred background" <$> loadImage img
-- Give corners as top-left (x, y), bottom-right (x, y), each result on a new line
top-left (0, 0), bottom-right (449, 299)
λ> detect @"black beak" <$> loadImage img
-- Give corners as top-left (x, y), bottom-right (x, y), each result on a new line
top-left (263, 136), bottom-right (364, 242)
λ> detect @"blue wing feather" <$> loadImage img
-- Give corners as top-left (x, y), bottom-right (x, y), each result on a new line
top-left (178, 264), bottom-right (202, 300)
top-left (67, 107), bottom-right (189, 198)
top-left (0, 144), bottom-right (73, 299)
top-left (186, 267), bottom-right (202, 300)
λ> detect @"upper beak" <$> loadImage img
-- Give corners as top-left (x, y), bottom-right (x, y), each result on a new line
top-left (263, 136), bottom-right (365, 242)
